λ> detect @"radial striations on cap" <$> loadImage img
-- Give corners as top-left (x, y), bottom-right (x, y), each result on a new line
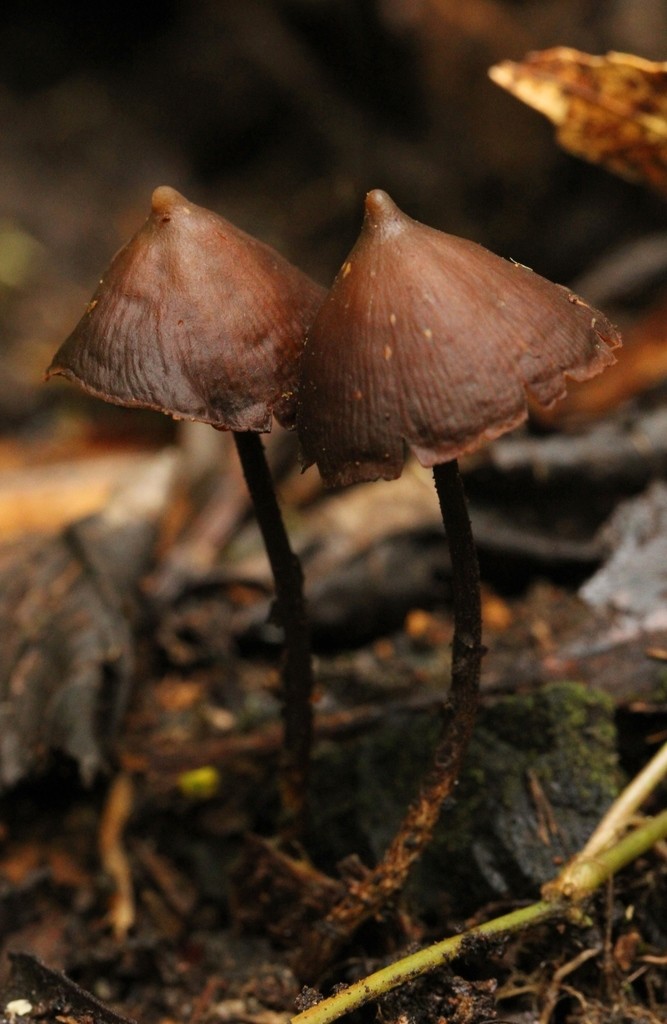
top-left (297, 189), bottom-right (621, 487)
top-left (48, 187), bottom-right (326, 432)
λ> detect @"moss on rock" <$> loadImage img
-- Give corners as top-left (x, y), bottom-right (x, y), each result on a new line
top-left (308, 681), bottom-right (620, 916)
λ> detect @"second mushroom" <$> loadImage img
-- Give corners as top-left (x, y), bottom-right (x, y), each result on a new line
top-left (47, 186), bottom-right (326, 838)
top-left (296, 188), bottom-right (621, 969)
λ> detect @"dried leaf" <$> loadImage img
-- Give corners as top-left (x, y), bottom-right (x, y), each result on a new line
top-left (581, 481), bottom-right (667, 629)
top-left (0, 452), bottom-right (161, 540)
top-left (0, 451), bottom-right (178, 789)
top-left (489, 48), bottom-right (667, 193)
top-left (2, 953), bottom-right (137, 1024)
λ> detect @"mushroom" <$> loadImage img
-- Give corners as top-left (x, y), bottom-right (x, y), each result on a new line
top-left (47, 185), bottom-right (326, 836)
top-left (296, 188), bottom-right (621, 967)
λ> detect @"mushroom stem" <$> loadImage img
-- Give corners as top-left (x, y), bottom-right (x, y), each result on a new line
top-left (297, 457), bottom-right (482, 978)
top-left (432, 458), bottom-right (483, 721)
top-left (372, 458), bottom-right (482, 878)
top-left (233, 430), bottom-right (314, 841)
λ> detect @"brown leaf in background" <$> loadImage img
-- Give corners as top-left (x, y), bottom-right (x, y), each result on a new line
top-left (0, 451), bottom-right (178, 789)
top-left (2, 953), bottom-right (137, 1024)
top-left (489, 48), bottom-right (667, 194)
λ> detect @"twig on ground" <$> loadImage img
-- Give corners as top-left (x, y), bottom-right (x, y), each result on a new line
top-left (98, 772), bottom-right (135, 940)
top-left (290, 802), bottom-right (667, 1024)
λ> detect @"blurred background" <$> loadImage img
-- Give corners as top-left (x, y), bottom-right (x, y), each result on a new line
top-left (1, 0), bottom-right (666, 467)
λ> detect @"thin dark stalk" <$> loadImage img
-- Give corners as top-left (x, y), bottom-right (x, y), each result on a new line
top-left (233, 430), bottom-right (314, 841)
top-left (298, 458), bottom-right (483, 978)
top-left (433, 458), bottom-right (483, 717)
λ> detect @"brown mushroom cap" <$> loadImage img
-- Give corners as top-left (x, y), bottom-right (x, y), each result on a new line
top-left (47, 186), bottom-right (326, 431)
top-left (297, 189), bottom-right (621, 487)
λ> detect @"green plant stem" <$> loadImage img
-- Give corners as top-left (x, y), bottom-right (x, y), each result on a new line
top-left (548, 805), bottom-right (667, 901)
top-left (293, 902), bottom-right (553, 1024)
top-left (233, 430), bottom-right (313, 841)
top-left (579, 739), bottom-right (667, 860)
top-left (291, 808), bottom-right (667, 1024)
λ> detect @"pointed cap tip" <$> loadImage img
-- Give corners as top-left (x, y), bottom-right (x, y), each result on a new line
top-left (365, 188), bottom-right (396, 218)
top-left (151, 185), bottom-right (187, 216)
top-left (363, 189), bottom-right (407, 237)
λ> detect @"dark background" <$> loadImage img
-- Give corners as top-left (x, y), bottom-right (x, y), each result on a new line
top-left (1, 0), bottom-right (666, 427)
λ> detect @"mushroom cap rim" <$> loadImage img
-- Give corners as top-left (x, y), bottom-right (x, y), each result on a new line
top-left (45, 363), bottom-right (277, 433)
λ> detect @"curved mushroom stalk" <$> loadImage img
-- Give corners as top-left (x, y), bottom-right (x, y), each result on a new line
top-left (232, 430), bottom-right (313, 831)
top-left (296, 188), bottom-right (621, 972)
top-left (47, 186), bottom-right (327, 839)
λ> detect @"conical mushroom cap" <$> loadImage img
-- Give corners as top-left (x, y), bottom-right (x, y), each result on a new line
top-left (47, 187), bottom-right (326, 431)
top-left (297, 189), bottom-right (621, 486)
